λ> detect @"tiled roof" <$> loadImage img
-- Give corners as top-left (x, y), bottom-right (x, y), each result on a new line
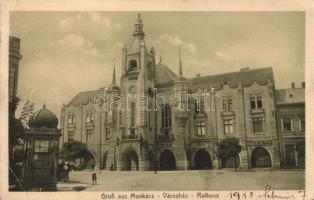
top-left (155, 62), bottom-right (177, 84)
top-left (67, 89), bottom-right (103, 107)
top-left (187, 67), bottom-right (274, 91)
top-left (275, 88), bottom-right (305, 104)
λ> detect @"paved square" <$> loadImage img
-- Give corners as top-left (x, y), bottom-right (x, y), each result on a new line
top-left (58, 170), bottom-right (305, 191)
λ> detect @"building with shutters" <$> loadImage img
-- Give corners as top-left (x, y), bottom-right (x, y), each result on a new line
top-left (59, 14), bottom-right (304, 171)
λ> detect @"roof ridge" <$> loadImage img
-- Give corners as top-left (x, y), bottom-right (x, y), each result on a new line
top-left (188, 67), bottom-right (272, 81)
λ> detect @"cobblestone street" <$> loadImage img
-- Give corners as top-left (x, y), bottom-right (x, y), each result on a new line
top-left (57, 170), bottom-right (304, 191)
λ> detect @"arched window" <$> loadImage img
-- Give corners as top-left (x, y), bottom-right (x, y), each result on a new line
top-left (128, 60), bottom-right (137, 72)
top-left (161, 104), bottom-right (172, 129)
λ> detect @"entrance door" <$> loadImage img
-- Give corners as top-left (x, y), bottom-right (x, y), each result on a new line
top-left (159, 150), bottom-right (176, 170)
top-left (194, 149), bottom-right (212, 170)
top-left (251, 147), bottom-right (271, 168)
top-left (285, 144), bottom-right (296, 166)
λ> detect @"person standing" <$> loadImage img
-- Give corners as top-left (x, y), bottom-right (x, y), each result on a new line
top-left (64, 162), bottom-right (70, 182)
top-left (91, 165), bottom-right (100, 185)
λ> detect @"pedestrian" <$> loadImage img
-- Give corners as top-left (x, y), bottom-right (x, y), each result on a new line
top-left (64, 162), bottom-right (70, 182)
top-left (91, 165), bottom-right (99, 185)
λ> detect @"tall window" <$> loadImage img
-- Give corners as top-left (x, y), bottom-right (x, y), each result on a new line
top-left (105, 128), bottom-right (111, 140)
top-left (250, 96), bottom-right (263, 109)
top-left (86, 112), bottom-right (94, 123)
top-left (253, 117), bottom-right (264, 133)
top-left (68, 114), bottom-right (75, 124)
top-left (86, 129), bottom-right (94, 142)
top-left (161, 104), bottom-right (172, 128)
top-left (130, 103), bottom-right (136, 128)
top-left (222, 98), bottom-right (232, 112)
top-left (300, 116), bottom-right (305, 131)
top-left (224, 119), bottom-right (234, 134)
top-left (196, 121), bottom-right (206, 136)
top-left (68, 131), bottom-right (75, 141)
top-left (282, 117), bottom-right (292, 132)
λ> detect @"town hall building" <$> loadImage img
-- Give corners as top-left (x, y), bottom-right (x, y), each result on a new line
top-left (59, 14), bottom-right (305, 171)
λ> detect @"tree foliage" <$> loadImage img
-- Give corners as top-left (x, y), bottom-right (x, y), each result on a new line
top-left (60, 140), bottom-right (89, 160)
top-left (20, 100), bottom-right (35, 128)
top-left (217, 137), bottom-right (241, 170)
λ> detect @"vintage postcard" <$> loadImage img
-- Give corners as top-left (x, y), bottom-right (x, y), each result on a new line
top-left (1, 0), bottom-right (314, 200)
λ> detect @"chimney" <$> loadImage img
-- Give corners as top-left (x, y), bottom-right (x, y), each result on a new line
top-left (291, 82), bottom-right (295, 89)
top-left (302, 82), bottom-right (305, 88)
top-left (196, 74), bottom-right (201, 78)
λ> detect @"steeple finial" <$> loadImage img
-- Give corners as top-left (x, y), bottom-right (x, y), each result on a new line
top-left (159, 56), bottom-right (162, 63)
top-left (112, 59), bottom-right (116, 85)
top-left (133, 13), bottom-right (145, 40)
top-left (43, 103), bottom-right (46, 109)
top-left (179, 47), bottom-right (183, 76)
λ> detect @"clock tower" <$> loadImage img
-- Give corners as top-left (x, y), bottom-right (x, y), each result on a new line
top-left (118, 14), bottom-right (156, 170)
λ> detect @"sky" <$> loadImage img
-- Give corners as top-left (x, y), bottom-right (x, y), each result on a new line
top-left (10, 11), bottom-right (305, 118)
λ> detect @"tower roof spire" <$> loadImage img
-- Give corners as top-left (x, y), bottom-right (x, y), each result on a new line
top-left (133, 13), bottom-right (145, 40)
top-left (179, 47), bottom-right (183, 76)
top-left (112, 59), bottom-right (116, 85)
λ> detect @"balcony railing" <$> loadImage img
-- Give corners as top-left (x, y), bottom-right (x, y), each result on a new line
top-left (121, 127), bottom-right (138, 140)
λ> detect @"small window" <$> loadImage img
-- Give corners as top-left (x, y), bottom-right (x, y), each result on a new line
top-left (224, 119), bottom-right (234, 134)
top-left (253, 117), bottom-right (264, 133)
top-left (282, 117), bottom-right (292, 132)
top-left (196, 121), bottom-right (206, 136)
top-left (34, 140), bottom-right (49, 153)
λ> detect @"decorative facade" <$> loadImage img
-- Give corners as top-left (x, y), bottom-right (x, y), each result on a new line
top-left (59, 14), bottom-right (305, 171)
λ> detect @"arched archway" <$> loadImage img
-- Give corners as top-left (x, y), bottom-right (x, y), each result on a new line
top-left (121, 148), bottom-right (139, 171)
top-left (194, 149), bottom-right (212, 170)
top-left (83, 151), bottom-right (96, 169)
top-left (159, 150), bottom-right (176, 170)
top-left (251, 147), bottom-right (272, 168)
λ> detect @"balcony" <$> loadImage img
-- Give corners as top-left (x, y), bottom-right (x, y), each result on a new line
top-left (249, 108), bottom-right (265, 115)
top-left (121, 127), bottom-right (139, 140)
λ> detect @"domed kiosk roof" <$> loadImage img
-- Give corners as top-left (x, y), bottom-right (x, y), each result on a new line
top-left (28, 105), bottom-right (58, 129)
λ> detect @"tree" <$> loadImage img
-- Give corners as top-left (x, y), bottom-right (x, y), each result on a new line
top-left (217, 137), bottom-right (241, 171)
top-left (20, 100), bottom-right (35, 128)
top-left (60, 140), bottom-right (88, 161)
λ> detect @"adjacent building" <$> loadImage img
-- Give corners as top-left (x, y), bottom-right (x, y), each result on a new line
top-left (59, 14), bottom-right (305, 171)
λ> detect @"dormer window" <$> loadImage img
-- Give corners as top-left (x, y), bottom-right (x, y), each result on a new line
top-left (128, 60), bottom-right (137, 72)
